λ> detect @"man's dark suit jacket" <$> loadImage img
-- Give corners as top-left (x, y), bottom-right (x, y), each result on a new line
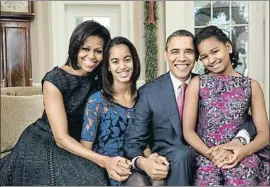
top-left (125, 72), bottom-right (195, 159)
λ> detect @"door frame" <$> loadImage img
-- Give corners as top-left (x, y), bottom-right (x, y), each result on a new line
top-left (50, 1), bottom-right (134, 67)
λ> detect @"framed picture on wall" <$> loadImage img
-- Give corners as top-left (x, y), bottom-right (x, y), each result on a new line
top-left (0, 1), bottom-right (34, 20)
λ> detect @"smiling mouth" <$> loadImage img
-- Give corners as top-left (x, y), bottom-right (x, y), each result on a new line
top-left (84, 60), bottom-right (97, 66)
top-left (175, 64), bottom-right (188, 70)
top-left (210, 61), bottom-right (221, 69)
top-left (117, 71), bottom-right (130, 78)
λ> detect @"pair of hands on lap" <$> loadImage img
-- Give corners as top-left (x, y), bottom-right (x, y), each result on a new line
top-left (105, 139), bottom-right (248, 183)
top-left (105, 156), bottom-right (132, 182)
top-left (207, 139), bottom-right (249, 169)
top-left (105, 153), bottom-right (169, 182)
top-left (139, 153), bottom-right (169, 180)
top-left (139, 140), bottom-right (248, 180)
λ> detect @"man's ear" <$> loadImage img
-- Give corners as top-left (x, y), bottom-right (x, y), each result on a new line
top-left (164, 51), bottom-right (168, 63)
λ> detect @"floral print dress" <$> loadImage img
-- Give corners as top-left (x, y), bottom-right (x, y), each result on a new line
top-left (195, 74), bottom-right (270, 186)
top-left (81, 91), bottom-right (134, 186)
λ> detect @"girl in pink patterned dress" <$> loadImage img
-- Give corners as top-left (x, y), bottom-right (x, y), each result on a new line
top-left (183, 25), bottom-right (269, 186)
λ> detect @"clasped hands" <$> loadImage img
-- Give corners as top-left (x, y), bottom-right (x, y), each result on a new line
top-left (207, 139), bottom-right (248, 169)
top-left (105, 156), bottom-right (132, 182)
top-left (105, 153), bottom-right (169, 182)
top-left (140, 152), bottom-right (169, 180)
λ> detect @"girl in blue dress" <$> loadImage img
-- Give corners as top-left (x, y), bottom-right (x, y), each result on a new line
top-left (81, 37), bottom-right (148, 186)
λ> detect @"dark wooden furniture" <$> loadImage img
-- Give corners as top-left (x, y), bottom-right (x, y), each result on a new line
top-left (1, 1), bottom-right (34, 87)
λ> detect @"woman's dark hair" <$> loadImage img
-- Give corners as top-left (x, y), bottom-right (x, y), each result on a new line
top-left (102, 37), bottom-right (141, 104)
top-left (194, 25), bottom-right (239, 69)
top-left (65, 20), bottom-right (111, 74)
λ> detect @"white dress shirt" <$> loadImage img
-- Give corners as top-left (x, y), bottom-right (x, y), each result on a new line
top-left (170, 72), bottom-right (191, 100)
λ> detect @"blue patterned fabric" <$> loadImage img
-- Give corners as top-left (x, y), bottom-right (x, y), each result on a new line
top-left (81, 91), bottom-right (134, 186)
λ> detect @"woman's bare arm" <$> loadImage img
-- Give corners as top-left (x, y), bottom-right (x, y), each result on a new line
top-left (43, 81), bottom-right (108, 168)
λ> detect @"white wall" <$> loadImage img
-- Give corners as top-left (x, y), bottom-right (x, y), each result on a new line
top-left (165, 1), bottom-right (194, 72)
top-left (165, 1), bottom-right (194, 37)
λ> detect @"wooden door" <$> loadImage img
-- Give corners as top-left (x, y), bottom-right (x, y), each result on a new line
top-left (1, 21), bottom-right (32, 87)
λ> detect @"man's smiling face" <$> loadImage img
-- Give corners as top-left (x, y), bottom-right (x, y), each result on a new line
top-left (164, 36), bottom-right (196, 82)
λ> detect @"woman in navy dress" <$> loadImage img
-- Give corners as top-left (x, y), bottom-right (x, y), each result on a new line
top-left (81, 37), bottom-right (149, 186)
top-left (0, 20), bottom-right (111, 185)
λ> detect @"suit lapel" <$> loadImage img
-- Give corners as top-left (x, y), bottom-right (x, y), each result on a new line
top-left (158, 73), bottom-right (181, 136)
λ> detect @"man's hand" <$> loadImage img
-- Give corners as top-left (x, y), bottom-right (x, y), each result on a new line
top-left (105, 156), bottom-right (131, 182)
top-left (221, 146), bottom-right (249, 169)
top-left (152, 153), bottom-right (170, 166)
top-left (137, 153), bottom-right (169, 180)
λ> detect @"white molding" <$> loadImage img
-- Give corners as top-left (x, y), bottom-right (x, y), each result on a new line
top-left (31, 2), bottom-right (54, 85)
top-left (128, 1), bottom-right (134, 43)
top-left (32, 83), bottom-right (41, 87)
top-left (137, 1), bottom-right (145, 83)
top-left (157, 1), bottom-right (166, 76)
top-left (248, 2), bottom-right (265, 86)
top-left (50, 1), bottom-right (65, 67)
top-left (264, 1), bottom-right (269, 119)
top-left (62, 1), bottom-right (125, 5)
top-left (120, 2), bottom-right (130, 39)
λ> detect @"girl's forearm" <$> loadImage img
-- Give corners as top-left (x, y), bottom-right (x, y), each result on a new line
top-left (56, 135), bottom-right (109, 168)
top-left (184, 130), bottom-right (211, 159)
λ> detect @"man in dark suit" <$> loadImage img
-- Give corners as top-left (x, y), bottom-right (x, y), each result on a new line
top-left (124, 30), bottom-right (256, 186)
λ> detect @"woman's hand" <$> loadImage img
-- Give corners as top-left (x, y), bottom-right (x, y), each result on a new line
top-left (105, 156), bottom-right (132, 182)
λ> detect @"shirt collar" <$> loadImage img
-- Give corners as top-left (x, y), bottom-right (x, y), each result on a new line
top-left (169, 71), bottom-right (192, 91)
